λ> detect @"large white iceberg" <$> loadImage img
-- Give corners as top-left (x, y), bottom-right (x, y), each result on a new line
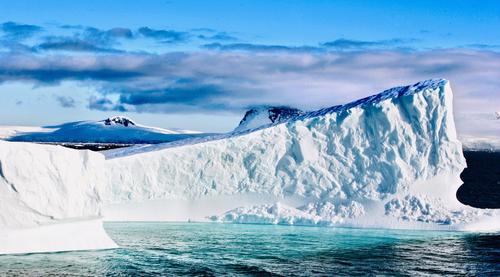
top-left (1, 79), bottom-right (498, 254)
top-left (102, 79), bottom-right (498, 230)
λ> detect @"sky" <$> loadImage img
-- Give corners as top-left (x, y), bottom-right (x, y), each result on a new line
top-left (0, 0), bottom-right (499, 134)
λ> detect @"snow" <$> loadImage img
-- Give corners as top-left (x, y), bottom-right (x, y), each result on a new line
top-left (0, 126), bottom-right (51, 140)
top-left (102, 79), bottom-right (498, 230)
top-left (5, 116), bottom-right (205, 144)
top-left (2, 79), bottom-right (499, 254)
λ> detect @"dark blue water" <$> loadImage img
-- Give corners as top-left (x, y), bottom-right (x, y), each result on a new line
top-left (1, 222), bottom-right (499, 276)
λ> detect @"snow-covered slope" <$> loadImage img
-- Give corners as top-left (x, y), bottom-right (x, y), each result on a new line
top-left (234, 106), bottom-right (304, 132)
top-left (102, 79), bottom-right (498, 230)
top-left (6, 116), bottom-right (204, 144)
top-left (0, 141), bottom-right (116, 254)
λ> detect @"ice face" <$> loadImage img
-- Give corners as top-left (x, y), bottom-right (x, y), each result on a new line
top-left (0, 141), bottom-right (117, 254)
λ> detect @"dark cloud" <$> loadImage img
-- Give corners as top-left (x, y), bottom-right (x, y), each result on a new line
top-left (203, 39), bottom-right (415, 52)
top-left (1, 21), bottom-right (43, 39)
top-left (54, 95), bottom-right (76, 108)
top-left (190, 27), bottom-right (218, 33)
top-left (88, 96), bottom-right (126, 112)
top-left (34, 27), bottom-right (133, 53)
top-left (198, 32), bottom-right (238, 41)
top-left (118, 82), bottom-right (230, 110)
top-left (203, 42), bottom-right (323, 52)
top-left (138, 27), bottom-right (189, 43)
top-left (83, 27), bottom-right (133, 45)
top-left (464, 43), bottom-right (500, 50)
top-left (35, 37), bottom-right (122, 53)
top-left (321, 38), bottom-right (412, 50)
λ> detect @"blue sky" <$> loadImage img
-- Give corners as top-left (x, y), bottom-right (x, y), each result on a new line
top-left (0, 0), bottom-right (499, 133)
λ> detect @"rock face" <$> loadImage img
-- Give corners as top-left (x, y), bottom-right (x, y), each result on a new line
top-left (234, 106), bottom-right (304, 132)
top-left (103, 116), bottom-right (136, 127)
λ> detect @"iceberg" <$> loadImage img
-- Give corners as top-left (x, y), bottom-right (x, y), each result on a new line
top-left (0, 141), bottom-right (117, 254)
top-left (103, 79), bottom-right (498, 230)
top-left (1, 79), bottom-right (498, 254)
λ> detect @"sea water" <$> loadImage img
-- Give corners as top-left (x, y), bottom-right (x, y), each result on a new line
top-left (0, 222), bottom-right (499, 276)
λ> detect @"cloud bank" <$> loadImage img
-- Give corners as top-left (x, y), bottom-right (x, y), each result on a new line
top-left (0, 48), bottom-right (499, 116)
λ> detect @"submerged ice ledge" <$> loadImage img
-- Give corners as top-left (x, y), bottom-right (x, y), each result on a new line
top-left (1, 79), bottom-right (498, 254)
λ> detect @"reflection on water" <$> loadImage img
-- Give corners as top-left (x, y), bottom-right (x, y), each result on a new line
top-left (0, 222), bottom-right (499, 276)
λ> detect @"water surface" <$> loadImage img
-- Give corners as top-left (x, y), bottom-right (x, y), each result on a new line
top-left (0, 222), bottom-right (499, 276)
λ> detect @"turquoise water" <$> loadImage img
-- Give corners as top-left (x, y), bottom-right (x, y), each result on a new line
top-left (1, 222), bottom-right (499, 276)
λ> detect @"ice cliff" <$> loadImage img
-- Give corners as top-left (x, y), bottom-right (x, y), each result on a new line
top-left (1, 79), bottom-right (498, 254)
top-left (0, 141), bottom-right (117, 254)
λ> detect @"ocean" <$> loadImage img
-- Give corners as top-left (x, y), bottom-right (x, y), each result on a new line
top-left (0, 222), bottom-right (499, 276)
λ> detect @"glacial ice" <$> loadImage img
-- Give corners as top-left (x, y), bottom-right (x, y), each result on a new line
top-left (1, 79), bottom-right (499, 254)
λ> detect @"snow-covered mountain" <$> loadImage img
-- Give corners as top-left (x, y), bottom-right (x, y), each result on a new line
top-left (234, 106), bottom-right (304, 132)
top-left (1, 79), bottom-right (499, 255)
top-left (5, 116), bottom-right (204, 144)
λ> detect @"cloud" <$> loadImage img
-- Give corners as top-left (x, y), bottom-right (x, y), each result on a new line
top-left (33, 26), bottom-right (133, 53)
top-left (83, 27), bottom-right (134, 44)
top-left (138, 27), bottom-right (189, 43)
top-left (464, 43), bottom-right (500, 50)
top-left (203, 38), bottom-right (415, 52)
top-left (35, 37), bottom-right (122, 53)
top-left (1, 21), bottom-right (43, 39)
top-left (198, 32), bottom-right (238, 41)
top-left (54, 95), bottom-right (76, 108)
top-left (117, 81), bottom-right (232, 111)
top-left (203, 42), bottom-right (323, 52)
top-left (321, 38), bottom-right (413, 50)
top-left (0, 49), bottom-right (499, 117)
top-left (88, 96), bottom-right (126, 112)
